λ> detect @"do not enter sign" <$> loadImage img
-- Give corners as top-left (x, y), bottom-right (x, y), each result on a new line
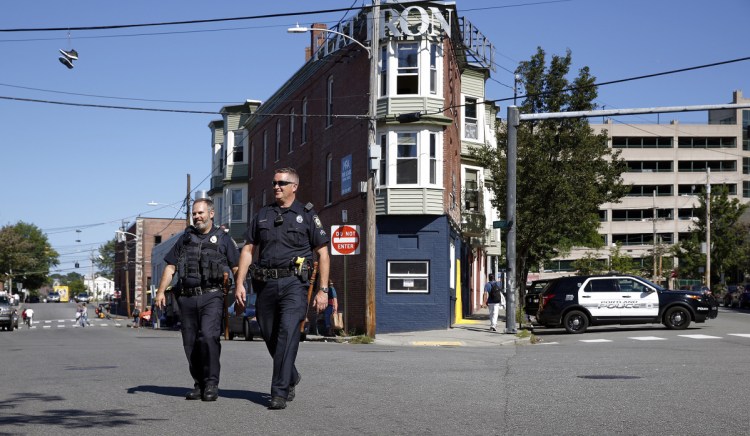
top-left (331, 225), bottom-right (360, 255)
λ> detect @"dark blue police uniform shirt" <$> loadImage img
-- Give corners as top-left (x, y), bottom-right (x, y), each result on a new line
top-left (245, 200), bottom-right (329, 269)
top-left (164, 226), bottom-right (240, 268)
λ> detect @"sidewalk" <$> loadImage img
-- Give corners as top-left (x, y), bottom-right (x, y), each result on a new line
top-left (308, 306), bottom-right (528, 347)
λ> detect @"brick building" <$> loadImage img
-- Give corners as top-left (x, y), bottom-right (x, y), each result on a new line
top-left (207, 2), bottom-right (501, 333)
top-left (114, 217), bottom-right (186, 317)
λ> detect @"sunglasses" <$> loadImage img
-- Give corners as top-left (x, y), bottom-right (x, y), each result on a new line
top-left (272, 180), bottom-right (294, 187)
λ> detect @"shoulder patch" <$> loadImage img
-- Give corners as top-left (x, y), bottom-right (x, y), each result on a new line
top-left (305, 202), bottom-right (314, 212)
top-left (313, 215), bottom-right (322, 229)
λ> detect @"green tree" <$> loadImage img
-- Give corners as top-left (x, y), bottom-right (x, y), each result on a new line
top-left (675, 186), bottom-right (748, 284)
top-left (0, 222), bottom-right (59, 290)
top-left (95, 238), bottom-right (117, 279)
top-left (69, 278), bottom-right (86, 294)
top-left (572, 252), bottom-right (606, 276)
top-left (471, 47), bottom-right (628, 288)
top-left (609, 244), bottom-right (640, 275)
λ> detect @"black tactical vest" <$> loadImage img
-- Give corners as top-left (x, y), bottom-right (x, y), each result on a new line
top-left (177, 227), bottom-right (228, 288)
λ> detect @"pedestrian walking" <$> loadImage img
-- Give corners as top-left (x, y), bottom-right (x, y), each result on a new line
top-left (132, 306), bottom-right (141, 328)
top-left (482, 273), bottom-right (505, 332)
top-left (235, 167), bottom-right (330, 410)
top-left (81, 303), bottom-right (91, 327)
top-left (155, 197), bottom-right (240, 402)
top-left (24, 307), bottom-right (34, 327)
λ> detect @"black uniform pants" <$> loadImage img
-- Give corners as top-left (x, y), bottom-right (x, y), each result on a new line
top-left (178, 291), bottom-right (223, 388)
top-left (254, 276), bottom-right (307, 399)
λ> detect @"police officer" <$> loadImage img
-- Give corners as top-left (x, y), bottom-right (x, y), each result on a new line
top-left (155, 198), bottom-right (239, 402)
top-left (235, 167), bottom-right (330, 410)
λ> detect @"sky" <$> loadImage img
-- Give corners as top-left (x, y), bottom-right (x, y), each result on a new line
top-left (1, 0), bottom-right (748, 277)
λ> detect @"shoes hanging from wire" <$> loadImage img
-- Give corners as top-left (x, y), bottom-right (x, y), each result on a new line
top-left (59, 31), bottom-right (78, 70)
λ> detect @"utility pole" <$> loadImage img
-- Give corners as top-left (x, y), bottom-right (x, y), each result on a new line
top-left (706, 168), bottom-right (711, 288)
top-left (365, 0), bottom-right (380, 338)
top-left (186, 174), bottom-right (192, 227)
top-left (505, 106), bottom-right (519, 334)
top-left (121, 222), bottom-right (132, 319)
top-left (653, 190), bottom-right (658, 281)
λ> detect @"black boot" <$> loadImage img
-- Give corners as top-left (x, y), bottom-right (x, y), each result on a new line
top-left (185, 384), bottom-right (202, 400)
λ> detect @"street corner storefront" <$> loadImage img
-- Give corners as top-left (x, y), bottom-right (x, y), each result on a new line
top-left (375, 215), bottom-right (461, 333)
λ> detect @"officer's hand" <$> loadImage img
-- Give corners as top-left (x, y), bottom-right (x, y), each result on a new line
top-left (155, 293), bottom-right (166, 310)
top-left (235, 284), bottom-right (246, 313)
top-left (314, 290), bottom-right (327, 312)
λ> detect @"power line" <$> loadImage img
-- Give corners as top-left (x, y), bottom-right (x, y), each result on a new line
top-left (434, 55), bottom-right (750, 116)
top-left (0, 95), bottom-right (218, 114)
top-left (0, 6), bottom-right (363, 32)
top-left (0, 82), bottom-right (237, 105)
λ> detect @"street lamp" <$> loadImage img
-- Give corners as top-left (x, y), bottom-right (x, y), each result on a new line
top-left (288, 3), bottom-right (380, 337)
top-left (287, 24), bottom-right (372, 58)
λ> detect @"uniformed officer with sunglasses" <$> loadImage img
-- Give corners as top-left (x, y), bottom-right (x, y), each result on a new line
top-left (235, 167), bottom-right (330, 410)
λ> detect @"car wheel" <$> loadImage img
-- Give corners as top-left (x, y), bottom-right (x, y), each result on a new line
top-left (563, 310), bottom-right (588, 334)
top-left (243, 319), bottom-right (253, 341)
top-left (663, 306), bottom-right (691, 329)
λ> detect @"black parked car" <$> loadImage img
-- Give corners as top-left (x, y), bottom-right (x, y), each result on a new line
top-left (535, 274), bottom-right (718, 334)
top-left (524, 279), bottom-right (552, 318)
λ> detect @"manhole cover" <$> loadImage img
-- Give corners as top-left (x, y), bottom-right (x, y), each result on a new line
top-left (577, 375), bottom-right (641, 380)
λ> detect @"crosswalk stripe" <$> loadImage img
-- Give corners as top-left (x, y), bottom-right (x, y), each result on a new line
top-left (728, 333), bottom-right (750, 338)
top-left (677, 334), bottom-right (722, 339)
top-left (628, 336), bottom-right (666, 341)
top-left (580, 339), bottom-right (613, 343)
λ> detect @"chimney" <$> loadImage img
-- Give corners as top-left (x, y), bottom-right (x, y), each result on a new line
top-left (306, 23), bottom-right (328, 62)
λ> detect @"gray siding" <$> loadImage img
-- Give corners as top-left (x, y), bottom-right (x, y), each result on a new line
top-left (461, 70), bottom-right (484, 97)
top-left (375, 187), bottom-right (444, 215)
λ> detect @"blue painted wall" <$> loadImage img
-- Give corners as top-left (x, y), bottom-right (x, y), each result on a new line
top-left (376, 215), bottom-right (461, 333)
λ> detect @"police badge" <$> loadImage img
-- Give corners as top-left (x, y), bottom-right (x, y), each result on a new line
top-left (210, 235), bottom-right (218, 243)
top-left (296, 215), bottom-right (304, 223)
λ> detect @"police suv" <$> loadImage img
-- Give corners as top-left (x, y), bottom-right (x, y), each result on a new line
top-left (535, 274), bottom-right (718, 334)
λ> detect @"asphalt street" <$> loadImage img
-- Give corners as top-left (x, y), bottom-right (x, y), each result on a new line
top-left (1, 303), bottom-right (749, 435)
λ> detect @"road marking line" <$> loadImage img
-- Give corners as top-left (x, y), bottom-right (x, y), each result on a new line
top-left (629, 336), bottom-right (667, 340)
top-left (678, 334), bottom-right (721, 339)
top-left (580, 339), bottom-right (612, 343)
top-left (43, 326), bottom-right (51, 329)
top-left (539, 342), bottom-right (559, 345)
top-left (57, 325), bottom-right (65, 328)
top-left (44, 320), bottom-right (51, 323)
top-left (728, 333), bottom-right (750, 338)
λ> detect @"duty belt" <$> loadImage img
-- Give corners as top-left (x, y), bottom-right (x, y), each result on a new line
top-left (181, 286), bottom-right (221, 297)
top-left (252, 267), bottom-right (295, 281)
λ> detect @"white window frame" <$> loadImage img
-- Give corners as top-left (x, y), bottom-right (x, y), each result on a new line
top-left (464, 97), bottom-right (479, 140)
top-left (302, 98), bottom-right (308, 144)
top-left (230, 129), bottom-right (247, 164)
top-left (275, 120), bottom-right (281, 162)
top-left (230, 187), bottom-right (245, 222)
top-left (380, 40), bottom-right (443, 97)
top-left (463, 167), bottom-right (480, 212)
top-left (326, 76), bottom-right (334, 128)
top-left (249, 141), bottom-right (254, 179)
top-left (381, 128), bottom-right (443, 187)
top-left (387, 260), bottom-right (430, 294)
top-left (289, 109), bottom-right (295, 153)
top-left (325, 153), bottom-right (333, 205)
top-left (262, 130), bottom-right (268, 170)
